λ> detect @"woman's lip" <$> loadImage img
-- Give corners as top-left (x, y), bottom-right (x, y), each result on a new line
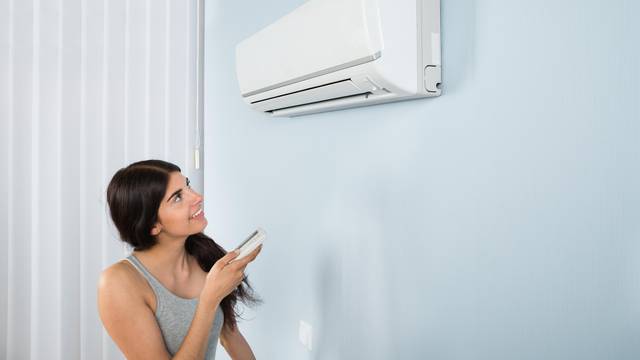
top-left (192, 210), bottom-right (205, 219)
top-left (191, 206), bottom-right (204, 217)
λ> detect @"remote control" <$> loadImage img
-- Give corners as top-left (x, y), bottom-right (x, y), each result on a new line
top-left (232, 228), bottom-right (266, 262)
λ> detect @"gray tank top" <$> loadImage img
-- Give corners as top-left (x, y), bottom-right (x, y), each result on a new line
top-left (126, 254), bottom-right (224, 359)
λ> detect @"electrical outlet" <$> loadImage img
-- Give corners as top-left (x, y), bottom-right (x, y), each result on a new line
top-left (299, 320), bottom-right (313, 351)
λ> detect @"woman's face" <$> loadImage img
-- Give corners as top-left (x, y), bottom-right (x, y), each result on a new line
top-left (152, 171), bottom-right (207, 239)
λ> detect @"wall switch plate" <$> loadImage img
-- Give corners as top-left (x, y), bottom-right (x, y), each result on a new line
top-left (299, 320), bottom-right (313, 351)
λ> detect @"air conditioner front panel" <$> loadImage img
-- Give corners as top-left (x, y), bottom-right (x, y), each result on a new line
top-left (236, 0), bottom-right (383, 96)
top-left (235, 0), bottom-right (442, 117)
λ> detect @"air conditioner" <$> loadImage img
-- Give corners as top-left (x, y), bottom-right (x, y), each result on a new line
top-left (235, 0), bottom-right (441, 117)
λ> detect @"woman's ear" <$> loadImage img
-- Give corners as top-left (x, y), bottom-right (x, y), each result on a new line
top-left (150, 223), bottom-right (162, 236)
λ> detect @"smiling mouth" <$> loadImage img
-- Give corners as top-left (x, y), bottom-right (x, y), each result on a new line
top-left (191, 206), bottom-right (204, 219)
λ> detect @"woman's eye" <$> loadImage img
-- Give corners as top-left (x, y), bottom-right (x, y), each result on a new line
top-left (174, 193), bottom-right (182, 202)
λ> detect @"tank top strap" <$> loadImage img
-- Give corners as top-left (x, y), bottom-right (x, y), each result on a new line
top-left (125, 254), bottom-right (173, 299)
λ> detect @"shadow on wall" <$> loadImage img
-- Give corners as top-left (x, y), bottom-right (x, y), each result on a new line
top-left (312, 168), bottom-right (394, 360)
top-left (441, 0), bottom-right (477, 94)
top-left (315, 248), bottom-right (341, 360)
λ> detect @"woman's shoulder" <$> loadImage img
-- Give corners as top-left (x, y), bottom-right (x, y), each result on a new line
top-left (98, 259), bottom-right (153, 306)
top-left (100, 259), bottom-right (139, 286)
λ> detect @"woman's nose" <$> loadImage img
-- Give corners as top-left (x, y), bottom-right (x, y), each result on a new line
top-left (189, 188), bottom-right (203, 203)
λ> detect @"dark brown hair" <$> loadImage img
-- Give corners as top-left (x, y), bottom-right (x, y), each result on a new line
top-left (106, 159), bottom-right (261, 331)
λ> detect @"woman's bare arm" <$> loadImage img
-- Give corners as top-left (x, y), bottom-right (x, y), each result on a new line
top-left (220, 325), bottom-right (256, 360)
top-left (98, 263), bottom-right (174, 359)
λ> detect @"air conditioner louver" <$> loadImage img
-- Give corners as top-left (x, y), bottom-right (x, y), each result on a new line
top-left (250, 79), bottom-right (371, 113)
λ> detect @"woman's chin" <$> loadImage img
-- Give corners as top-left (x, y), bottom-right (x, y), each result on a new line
top-left (197, 217), bottom-right (208, 230)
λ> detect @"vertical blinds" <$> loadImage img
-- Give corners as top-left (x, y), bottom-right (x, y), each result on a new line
top-left (0, 0), bottom-right (201, 358)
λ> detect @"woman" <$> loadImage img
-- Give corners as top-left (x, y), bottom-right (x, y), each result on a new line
top-left (98, 159), bottom-right (262, 359)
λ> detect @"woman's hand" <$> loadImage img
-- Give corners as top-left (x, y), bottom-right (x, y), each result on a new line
top-left (201, 245), bottom-right (262, 305)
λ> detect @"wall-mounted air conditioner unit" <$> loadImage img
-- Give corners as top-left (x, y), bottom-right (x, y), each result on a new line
top-left (235, 0), bottom-right (441, 117)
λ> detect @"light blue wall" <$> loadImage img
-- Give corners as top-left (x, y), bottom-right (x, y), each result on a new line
top-left (203, 1), bottom-right (640, 359)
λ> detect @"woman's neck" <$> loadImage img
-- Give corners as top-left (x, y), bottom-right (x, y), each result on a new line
top-left (134, 236), bottom-right (193, 279)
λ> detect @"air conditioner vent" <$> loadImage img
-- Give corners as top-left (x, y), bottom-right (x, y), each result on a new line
top-left (250, 79), bottom-right (370, 112)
